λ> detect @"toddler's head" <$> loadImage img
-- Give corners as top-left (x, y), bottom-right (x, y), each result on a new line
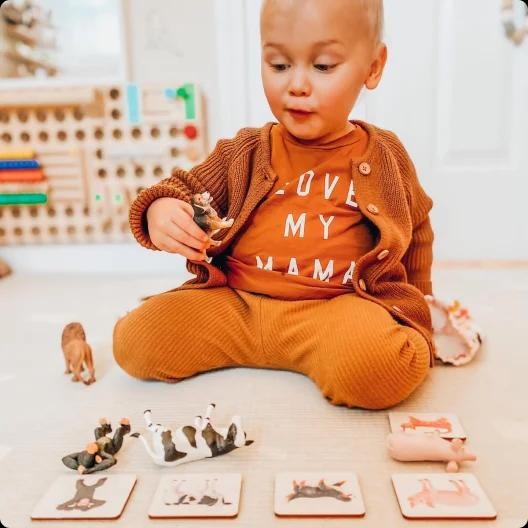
top-left (260, 0), bottom-right (387, 143)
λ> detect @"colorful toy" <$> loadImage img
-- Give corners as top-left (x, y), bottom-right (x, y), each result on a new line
top-left (387, 432), bottom-right (477, 472)
top-left (61, 322), bottom-right (95, 385)
top-left (0, 82), bottom-right (207, 245)
top-left (131, 403), bottom-right (253, 467)
top-left (191, 191), bottom-right (234, 262)
top-left (62, 417), bottom-right (131, 474)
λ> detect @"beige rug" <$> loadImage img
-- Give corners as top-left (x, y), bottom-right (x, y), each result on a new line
top-left (0, 267), bottom-right (526, 527)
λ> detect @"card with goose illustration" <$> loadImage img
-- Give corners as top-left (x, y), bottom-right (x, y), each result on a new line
top-left (148, 473), bottom-right (242, 518)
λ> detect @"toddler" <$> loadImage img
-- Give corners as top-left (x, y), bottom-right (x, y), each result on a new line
top-left (114, 0), bottom-right (435, 410)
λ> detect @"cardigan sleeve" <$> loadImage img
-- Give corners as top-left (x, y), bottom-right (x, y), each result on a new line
top-left (383, 130), bottom-right (435, 296)
top-left (400, 154), bottom-right (435, 296)
top-left (128, 137), bottom-right (234, 250)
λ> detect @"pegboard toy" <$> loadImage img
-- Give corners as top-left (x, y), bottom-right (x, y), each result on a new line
top-left (0, 148), bottom-right (49, 205)
top-left (0, 82), bottom-right (207, 245)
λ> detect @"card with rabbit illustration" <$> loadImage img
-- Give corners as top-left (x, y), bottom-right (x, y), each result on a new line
top-left (392, 473), bottom-right (496, 519)
top-left (274, 472), bottom-right (365, 517)
top-left (148, 473), bottom-right (242, 518)
top-left (31, 474), bottom-right (137, 520)
top-left (388, 412), bottom-right (467, 439)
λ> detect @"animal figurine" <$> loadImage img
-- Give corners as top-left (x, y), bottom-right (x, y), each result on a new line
top-left (287, 479), bottom-right (353, 502)
top-left (131, 403), bottom-right (253, 467)
top-left (61, 322), bottom-right (95, 385)
top-left (191, 191), bottom-right (234, 263)
top-left (62, 417), bottom-right (131, 474)
top-left (0, 258), bottom-right (11, 279)
top-left (407, 479), bottom-right (479, 508)
top-left (387, 432), bottom-right (476, 472)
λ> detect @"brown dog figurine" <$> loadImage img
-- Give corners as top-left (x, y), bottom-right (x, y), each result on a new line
top-left (0, 258), bottom-right (12, 279)
top-left (191, 191), bottom-right (234, 263)
top-left (61, 322), bottom-right (96, 385)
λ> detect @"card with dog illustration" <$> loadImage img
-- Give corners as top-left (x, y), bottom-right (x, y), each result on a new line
top-left (388, 412), bottom-right (466, 439)
top-left (274, 472), bottom-right (365, 517)
top-left (392, 473), bottom-right (496, 519)
top-left (148, 473), bottom-right (242, 518)
top-left (31, 474), bottom-right (137, 520)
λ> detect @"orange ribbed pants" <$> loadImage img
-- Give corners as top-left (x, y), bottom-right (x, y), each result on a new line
top-left (113, 286), bottom-right (430, 410)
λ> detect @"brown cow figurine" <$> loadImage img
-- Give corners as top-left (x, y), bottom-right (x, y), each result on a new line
top-left (61, 322), bottom-right (95, 385)
top-left (191, 191), bottom-right (234, 263)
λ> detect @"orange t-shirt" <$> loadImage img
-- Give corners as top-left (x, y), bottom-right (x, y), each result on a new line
top-left (225, 122), bottom-right (378, 300)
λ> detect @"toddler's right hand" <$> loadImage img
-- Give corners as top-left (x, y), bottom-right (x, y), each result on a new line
top-left (146, 197), bottom-right (212, 261)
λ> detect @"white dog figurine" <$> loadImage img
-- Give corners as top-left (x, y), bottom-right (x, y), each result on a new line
top-left (131, 403), bottom-right (253, 467)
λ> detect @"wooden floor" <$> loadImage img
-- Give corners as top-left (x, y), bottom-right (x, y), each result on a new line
top-left (0, 268), bottom-right (526, 527)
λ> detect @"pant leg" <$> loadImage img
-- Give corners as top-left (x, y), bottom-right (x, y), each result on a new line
top-left (259, 292), bottom-right (431, 410)
top-left (113, 286), bottom-right (265, 382)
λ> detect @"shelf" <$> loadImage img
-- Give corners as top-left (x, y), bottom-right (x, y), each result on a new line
top-left (4, 50), bottom-right (58, 75)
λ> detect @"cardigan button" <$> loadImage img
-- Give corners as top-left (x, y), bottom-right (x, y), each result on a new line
top-left (367, 203), bottom-right (379, 214)
top-left (359, 162), bottom-right (371, 175)
top-left (377, 249), bottom-right (389, 260)
top-left (358, 278), bottom-right (367, 291)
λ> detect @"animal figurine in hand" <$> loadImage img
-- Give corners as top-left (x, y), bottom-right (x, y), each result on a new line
top-left (131, 403), bottom-right (253, 467)
top-left (61, 322), bottom-right (95, 385)
top-left (0, 258), bottom-right (12, 279)
top-left (387, 431), bottom-right (476, 472)
top-left (191, 191), bottom-right (234, 263)
top-left (62, 417), bottom-right (131, 474)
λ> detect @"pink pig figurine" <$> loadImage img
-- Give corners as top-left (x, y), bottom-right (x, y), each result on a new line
top-left (386, 431), bottom-right (476, 472)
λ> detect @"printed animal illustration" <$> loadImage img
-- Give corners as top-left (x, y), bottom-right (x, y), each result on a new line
top-left (62, 417), bottom-right (131, 474)
top-left (56, 478), bottom-right (107, 512)
top-left (401, 416), bottom-right (453, 434)
top-left (287, 479), bottom-right (353, 502)
top-left (407, 479), bottom-right (480, 508)
top-left (131, 403), bottom-right (253, 467)
top-left (61, 322), bottom-right (95, 385)
top-left (163, 478), bottom-right (233, 507)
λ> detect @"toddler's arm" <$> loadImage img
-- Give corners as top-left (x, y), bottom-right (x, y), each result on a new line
top-left (129, 137), bottom-right (234, 250)
top-left (401, 157), bottom-right (434, 296)
top-left (385, 132), bottom-right (434, 296)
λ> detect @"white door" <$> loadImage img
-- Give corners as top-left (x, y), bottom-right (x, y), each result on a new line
top-left (236, 0), bottom-right (528, 261)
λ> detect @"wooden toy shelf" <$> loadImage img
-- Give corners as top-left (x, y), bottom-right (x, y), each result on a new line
top-left (0, 82), bottom-right (207, 245)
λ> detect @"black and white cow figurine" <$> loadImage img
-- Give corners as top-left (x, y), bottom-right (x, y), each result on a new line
top-left (131, 403), bottom-right (253, 467)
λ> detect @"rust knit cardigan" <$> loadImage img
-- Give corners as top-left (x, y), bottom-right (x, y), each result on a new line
top-left (129, 120), bottom-right (436, 367)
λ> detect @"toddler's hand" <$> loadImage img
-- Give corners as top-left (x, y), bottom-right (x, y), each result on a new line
top-left (146, 197), bottom-right (212, 260)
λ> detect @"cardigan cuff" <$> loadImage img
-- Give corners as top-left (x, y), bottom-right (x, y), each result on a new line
top-left (129, 183), bottom-right (193, 250)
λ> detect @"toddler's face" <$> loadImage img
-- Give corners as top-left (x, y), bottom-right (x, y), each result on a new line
top-left (260, 0), bottom-right (386, 143)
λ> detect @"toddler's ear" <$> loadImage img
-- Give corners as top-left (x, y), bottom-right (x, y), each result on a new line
top-left (365, 42), bottom-right (388, 90)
